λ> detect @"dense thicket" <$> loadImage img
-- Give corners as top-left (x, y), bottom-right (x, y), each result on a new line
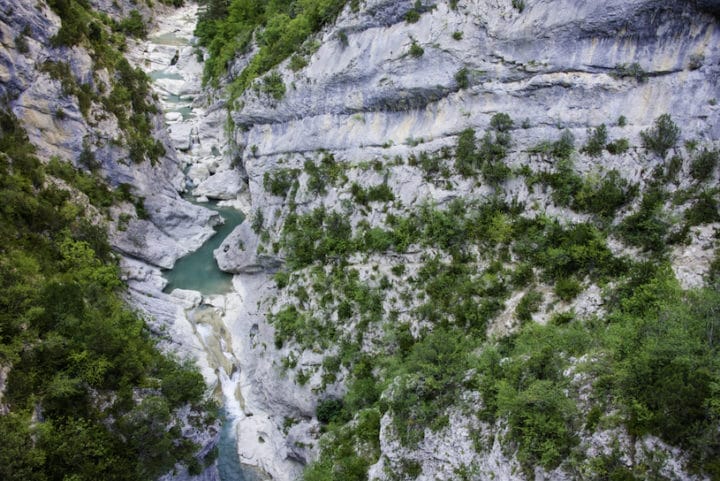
top-left (0, 110), bottom-right (214, 481)
top-left (195, 0), bottom-right (347, 94)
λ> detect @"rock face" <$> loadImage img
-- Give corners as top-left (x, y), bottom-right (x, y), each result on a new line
top-left (1, 1), bottom-right (222, 480)
top-left (0, 0), bottom-right (218, 270)
top-left (203, 1), bottom-right (720, 480)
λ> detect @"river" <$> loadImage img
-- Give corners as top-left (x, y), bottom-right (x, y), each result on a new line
top-left (139, 6), bottom-right (259, 481)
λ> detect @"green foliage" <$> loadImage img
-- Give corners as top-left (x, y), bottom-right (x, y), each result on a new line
top-left (528, 129), bottom-right (575, 161)
top-left (511, 0), bottom-right (526, 13)
top-left (251, 208), bottom-right (265, 233)
top-left (452, 31), bottom-right (463, 40)
top-left (455, 67), bottom-right (469, 89)
top-left (606, 137), bottom-right (630, 155)
top-left (289, 54), bottom-right (309, 71)
top-left (454, 114), bottom-right (513, 184)
top-left (516, 290), bottom-right (542, 321)
top-left (684, 190), bottom-right (720, 226)
top-left (612, 62), bottom-right (647, 82)
top-left (602, 272), bottom-right (720, 474)
top-left (497, 379), bottom-right (578, 469)
top-left (554, 277), bottom-right (582, 301)
top-left (196, 0), bottom-right (348, 94)
top-left (304, 153), bottom-right (345, 195)
top-left (350, 182), bottom-right (395, 205)
top-left (690, 149), bottom-right (718, 181)
top-left (409, 41), bottom-right (424, 58)
top-left (617, 188), bottom-right (671, 253)
top-left (404, 8), bottom-right (421, 23)
top-left (263, 167), bottom-right (299, 197)
top-left (281, 206), bottom-right (353, 269)
top-left (389, 328), bottom-right (472, 445)
top-left (0, 110), bottom-right (210, 480)
top-left (118, 10), bottom-right (147, 38)
top-left (581, 124), bottom-right (608, 157)
top-left (316, 398), bottom-right (345, 424)
top-left (640, 114), bottom-right (680, 158)
top-left (256, 71), bottom-right (286, 100)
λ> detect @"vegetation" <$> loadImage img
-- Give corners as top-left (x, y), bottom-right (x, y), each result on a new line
top-left (455, 113), bottom-right (513, 184)
top-left (0, 110), bottom-right (214, 481)
top-left (195, 0), bottom-right (348, 95)
top-left (256, 110), bottom-right (720, 481)
top-left (42, 2), bottom-right (166, 165)
top-left (612, 62), bottom-right (648, 82)
top-left (640, 114), bottom-right (680, 158)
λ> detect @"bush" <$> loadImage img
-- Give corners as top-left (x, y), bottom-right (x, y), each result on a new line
top-left (455, 128), bottom-right (476, 176)
top-left (409, 41), bottom-right (424, 58)
top-left (258, 71), bottom-right (286, 100)
top-left (263, 168), bottom-right (298, 197)
top-left (684, 191), bottom-right (719, 226)
top-left (606, 138), bottom-right (630, 155)
top-left (640, 114), bottom-right (680, 158)
top-left (555, 277), bottom-right (582, 301)
top-left (405, 9), bottom-right (420, 23)
top-left (581, 124), bottom-right (607, 157)
top-left (689, 149), bottom-right (718, 181)
top-left (613, 62), bottom-right (647, 82)
top-left (118, 10), bottom-right (147, 38)
top-left (516, 290), bottom-right (543, 322)
top-left (455, 68), bottom-right (469, 89)
top-left (316, 398), bottom-right (345, 424)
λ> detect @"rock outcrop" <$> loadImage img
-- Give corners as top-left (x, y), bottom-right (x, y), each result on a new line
top-left (205, 0), bottom-right (720, 480)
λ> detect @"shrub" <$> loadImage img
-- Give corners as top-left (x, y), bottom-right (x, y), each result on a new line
top-left (118, 10), bottom-right (147, 38)
top-left (409, 41), bottom-right (424, 58)
top-left (258, 71), bottom-right (286, 100)
top-left (14, 33), bottom-right (30, 54)
top-left (405, 8), bottom-right (421, 23)
top-left (512, 0), bottom-right (526, 12)
top-left (289, 54), bottom-right (308, 71)
top-left (529, 130), bottom-right (575, 161)
top-left (251, 209), bottom-right (264, 234)
top-left (555, 277), bottom-right (582, 301)
top-left (455, 128), bottom-right (477, 176)
top-left (452, 31), bottom-right (463, 40)
top-left (617, 115), bottom-right (627, 127)
top-left (581, 124), bottom-right (608, 157)
top-left (516, 290), bottom-right (543, 322)
top-left (684, 191), bottom-right (720, 226)
top-left (606, 138), bottom-right (630, 155)
top-left (640, 114), bottom-right (680, 158)
top-left (263, 168), bottom-right (298, 197)
top-left (455, 68), bottom-right (469, 89)
top-left (316, 398), bottom-right (345, 424)
top-left (689, 149), bottom-right (718, 181)
top-left (613, 62), bottom-right (647, 82)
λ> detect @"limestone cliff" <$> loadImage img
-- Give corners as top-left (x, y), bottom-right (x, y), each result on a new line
top-left (208, 0), bottom-right (720, 480)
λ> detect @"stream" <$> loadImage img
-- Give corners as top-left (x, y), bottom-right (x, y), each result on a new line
top-left (137, 5), bottom-right (259, 481)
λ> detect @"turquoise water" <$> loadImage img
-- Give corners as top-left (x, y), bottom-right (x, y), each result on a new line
top-left (150, 71), bottom-right (184, 81)
top-left (162, 202), bottom-right (244, 295)
top-left (150, 31), bottom-right (189, 46)
top-left (217, 410), bottom-right (261, 481)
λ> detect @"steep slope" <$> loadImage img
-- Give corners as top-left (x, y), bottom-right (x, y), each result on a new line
top-left (198, 0), bottom-right (720, 480)
top-left (0, 1), bottom-right (223, 480)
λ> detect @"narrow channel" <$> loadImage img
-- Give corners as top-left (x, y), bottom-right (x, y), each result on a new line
top-left (138, 5), bottom-right (260, 480)
top-left (163, 201), bottom-right (244, 295)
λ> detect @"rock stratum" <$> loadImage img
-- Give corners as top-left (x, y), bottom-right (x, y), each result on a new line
top-left (2, 0), bottom-right (720, 481)
top-left (209, 0), bottom-right (720, 480)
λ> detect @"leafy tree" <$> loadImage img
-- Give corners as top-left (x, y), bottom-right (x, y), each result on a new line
top-left (640, 114), bottom-right (680, 158)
